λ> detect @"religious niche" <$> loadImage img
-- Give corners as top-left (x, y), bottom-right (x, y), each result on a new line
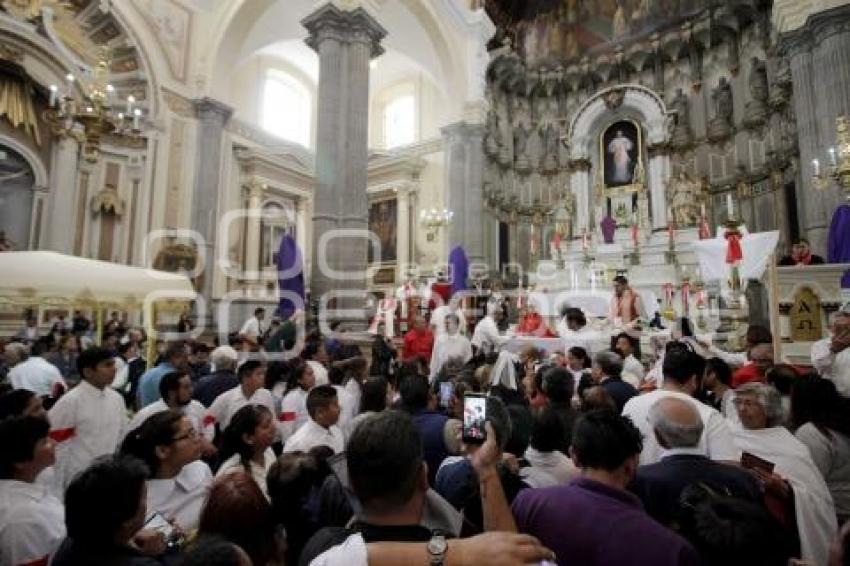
top-left (367, 198), bottom-right (397, 264)
top-left (596, 119), bottom-right (645, 229)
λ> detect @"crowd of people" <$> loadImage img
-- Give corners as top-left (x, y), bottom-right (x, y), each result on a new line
top-left (1, 298), bottom-right (850, 566)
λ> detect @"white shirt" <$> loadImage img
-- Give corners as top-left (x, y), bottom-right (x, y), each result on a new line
top-left (206, 386), bottom-right (277, 431)
top-left (471, 316), bottom-right (508, 354)
top-left (334, 385), bottom-right (356, 434)
top-left (623, 354), bottom-right (645, 382)
top-left (559, 325), bottom-right (598, 356)
top-left (280, 388), bottom-right (310, 443)
top-left (216, 448), bottom-right (276, 500)
top-left (344, 379), bottom-right (362, 413)
top-left (146, 460), bottom-right (212, 531)
top-left (307, 360), bottom-right (330, 386)
top-left (0, 480), bottom-right (65, 566)
top-left (9, 357), bottom-right (65, 397)
top-left (621, 389), bottom-right (741, 465)
top-left (283, 419), bottom-right (344, 455)
top-left (523, 447), bottom-right (579, 486)
top-left (310, 533), bottom-right (368, 566)
top-left (126, 399), bottom-right (214, 442)
top-left (812, 338), bottom-right (850, 397)
top-left (239, 316), bottom-right (262, 339)
top-left (429, 333), bottom-right (473, 378)
top-left (707, 344), bottom-right (748, 368)
top-left (48, 380), bottom-right (128, 493)
top-left (430, 305), bottom-right (467, 337)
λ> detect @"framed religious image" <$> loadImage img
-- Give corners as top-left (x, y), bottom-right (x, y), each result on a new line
top-left (368, 198), bottom-right (398, 264)
top-left (600, 119), bottom-right (642, 189)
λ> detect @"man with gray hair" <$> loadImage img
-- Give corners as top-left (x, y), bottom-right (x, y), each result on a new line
top-left (811, 308), bottom-right (850, 397)
top-left (632, 397), bottom-right (762, 528)
top-left (192, 345), bottom-right (239, 407)
top-left (591, 350), bottom-right (637, 412)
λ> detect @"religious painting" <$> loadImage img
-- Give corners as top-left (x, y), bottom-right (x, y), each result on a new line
top-left (368, 198), bottom-right (397, 264)
top-left (601, 120), bottom-right (641, 189)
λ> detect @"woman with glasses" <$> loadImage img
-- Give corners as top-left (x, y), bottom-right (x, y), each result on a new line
top-left (121, 410), bottom-right (212, 532)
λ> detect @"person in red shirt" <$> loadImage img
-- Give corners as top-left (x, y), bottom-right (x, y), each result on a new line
top-left (731, 343), bottom-right (774, 388)
top-left (402, 315), bottom-right (434, 367)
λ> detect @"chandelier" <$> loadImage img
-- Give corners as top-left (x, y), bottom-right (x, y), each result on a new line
top-left (43, 48), bottom-right (143, 163)
top-left (812, 116), bottom-right (850, 200)
top-left (420, 207), bottom-right (454, 241)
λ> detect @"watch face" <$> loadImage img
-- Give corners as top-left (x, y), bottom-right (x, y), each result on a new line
top-left (428, 536), bottom-right (448, 556)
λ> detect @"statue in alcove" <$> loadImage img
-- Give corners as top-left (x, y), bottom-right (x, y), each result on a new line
top-left (667, 171), bottom-right (707, 227)
top-left (708, 77), bottom-right (734, 140)
top-left (744, 57), bottom-right (769, 126)
top-left (514, 121), bottom-right (531, 171)
top-left (669, 88), bottom-right (693, 148)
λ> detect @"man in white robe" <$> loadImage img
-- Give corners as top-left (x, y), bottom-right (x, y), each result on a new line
top-left (430, 303), bottom-right (467, 338)
top-left (430, 314), bottom-right (472, 379)
top-left (471, 304), bottom-right (509, 356)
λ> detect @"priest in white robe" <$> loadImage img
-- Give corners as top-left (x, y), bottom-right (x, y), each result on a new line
top-left (430, 313), bottom-right (472, 379)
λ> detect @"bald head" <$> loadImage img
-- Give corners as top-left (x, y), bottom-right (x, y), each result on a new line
top-left (649, 397), bottom-right (704, 450)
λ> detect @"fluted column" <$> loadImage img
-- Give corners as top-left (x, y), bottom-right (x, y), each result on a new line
top-left (303, 4), bottom-right (386, 304)
top-left (296, 197), bottom-right (309, 281)
top-left (442, 122), bottom-right (486, 264)
top-left (44, 135), bottom-right (80, 253)
top-left (243, 181), bottom-right (264, 276)
top-left (396, 186), bottom-right (411, 280)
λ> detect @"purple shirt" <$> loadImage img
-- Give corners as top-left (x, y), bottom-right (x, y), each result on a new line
top-left (512, 477), bottom-right (700, 566)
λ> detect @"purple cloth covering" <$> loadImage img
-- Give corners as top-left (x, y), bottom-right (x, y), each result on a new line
top-left (601, 215), bottom-right (617, 244)
top-left (448, 246), bottom-right (469, 296)
top-left (275, 235), bottom-right (305, 318)
top-left (828, 204), bottom-right (850, 288)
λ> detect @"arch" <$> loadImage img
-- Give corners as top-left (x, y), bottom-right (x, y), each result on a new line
top-left (568, 84), bottom-right (670, 161)
top-left (0, 134), bottom-right (48, 188)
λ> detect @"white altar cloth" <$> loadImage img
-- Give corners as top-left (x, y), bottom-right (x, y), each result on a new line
top-left (527, 289), bottom-right (660, 318)
top-left (690, 231), bottom-right (779, 283)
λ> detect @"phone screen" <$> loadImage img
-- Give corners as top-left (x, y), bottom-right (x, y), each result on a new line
top-left (462, 393), bottom-right (487, 444)
top-left (439, 381), bottom-right (454, 408)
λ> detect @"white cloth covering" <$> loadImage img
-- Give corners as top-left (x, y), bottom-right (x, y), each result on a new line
top-left (471, 315), bottom-right (509, 354)
top-left (690, 230), bottom-right (779, 283)
top-left (621, 389), bottom-right (740, 465)
top-left (126, 399), bottom-right (213, 442)
top-left (283, 419), bottom-right (344, 455)
top-left (9, 357), bottom-right (65, 397)
top-left (0, 479), bottom-right (65, 566)
top-left (146, 460), bottom-right (213, 532)
top-left (215, 448), bottom-right (276, 500)
top-left (731, 426), bottom-right (837, 565)
top-left (48, 380), bottom-right (128, 493)
top-left (811, 338), bottom-right (850, 397)
top-left (490, 350), bottom-right (519, 390)
top-left (429, 333), bottom-right (473, 379)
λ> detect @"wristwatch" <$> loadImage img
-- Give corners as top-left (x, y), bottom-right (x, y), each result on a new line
top-left (427, 533), bottom-right (448, 566)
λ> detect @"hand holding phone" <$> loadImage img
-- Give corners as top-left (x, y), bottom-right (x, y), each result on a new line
top-left (462, 393), bottom-right (487, 445)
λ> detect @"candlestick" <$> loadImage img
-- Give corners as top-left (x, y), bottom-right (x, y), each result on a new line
top-left (812, 158), bottom-right (820, 177)
top-left (132, 108), bottom-right (141, 130)
top-left (726, 193), bottom-right (734, 218)
top-left (49, 84), bottom-right (57, 108)
top-left (126, 95), bottom-right (135, 115)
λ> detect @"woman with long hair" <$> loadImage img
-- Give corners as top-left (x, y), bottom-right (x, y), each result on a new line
top-left (217, 404), bottom-right (277, 500)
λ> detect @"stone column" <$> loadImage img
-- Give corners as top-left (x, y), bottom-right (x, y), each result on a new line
top-left (191, 98), bottom-right (233, 302)
top-left (648, 151), bottom-right (671, 230)
top-left (296, 197), bottom-right (309, 280)
top-left (396, 186), bottom-right (411, 280)
top-left (243, 181), bottom-right (264, 277)
top-left (569, 160), bottom-right (591, 235)
top-left (303, 4), bottom-right (386, 304)
top-left (442, 122), bottom-right (487, 265)
top-left (44, 135), bottom-right (80, 253)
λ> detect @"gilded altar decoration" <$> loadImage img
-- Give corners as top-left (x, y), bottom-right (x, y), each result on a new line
top-left (90, 184), bottom-right (126, 217)
top-left (0, 72), bottom-right (42, 145)
top-left (667, 171), bottom-right (708, 227)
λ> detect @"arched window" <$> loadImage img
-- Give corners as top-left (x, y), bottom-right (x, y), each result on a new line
top-left (261, 71), bottom-right (311, 147)
top-left (383, 93), bottom-right (415, 149)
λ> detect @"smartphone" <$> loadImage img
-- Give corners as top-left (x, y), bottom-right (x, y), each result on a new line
top-left (439, 381), bottom-right (454, 408)
top-left (462, 393), bottom-right (487, 444)
top-left (143, 512), bottom-right (175, 540)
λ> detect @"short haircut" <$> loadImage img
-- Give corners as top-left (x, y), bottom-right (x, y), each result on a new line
top-left (399, 374), bottom-right (430, 411)
top-left (704, 357), bottom-right (732, 387)
top-left (237, 360), bottom-right (264, 382)
top-left (210, 346), bottom-right (238, 370)
top-left (359, 376), bottom-right (389, 414)
top-left (306, 385), bottom-right (337, 420)
top-left (346, 410), bottom-right (423, 513)
top-left (181, 536), bottom-right (248, 566)
top-left (568, 346), bottom-right (591, 368)
top-left (190, 342), bottom-right (210, 355)
top-left (531, 406), bottom-right (568, 453)
top-left (735, 383), bottom-right (784, 427)
top-left (254, 308), bottom-right (266, 316)
top-left (649, 398), bottom-right (704, 449)
top-left (486, 395), bottom-right (512, 451)
top-left (614, 332), bottom-right (637, 350)
top-left (571, 410), bottom-right (643, 471)
top-left (745, 325), bottom-right (772, 347)
top-left (64, 455), bottom-right (149, 547)
top-left (613, 275), bottom-right (628, 285)
top-left (158, 371), bottom-right (189, 401)
top-left (165, 343), bottom-right (187, 362)
top-left (0, 389), bottom-right (36, 419)
top-left (445, 313), bottom-right (460, 327)
top-left (76, 346), bottom-right (115, 376)
top-left (117, 341), bottom-right (135, 356)
top-left (30, 338), bottom-right (50, 357)
top-left (595, 350), bottom-right (624, 378)
top-left (542, 367), bottom-right (575, 404)
top-left (565, 308), bottom-right (586, 328)
top-left (0, 416), bottom-right (49, 478)
top-left (505, 404), bottom-right (532, 456)
top-left (662, 342), bottom-right (702, 385)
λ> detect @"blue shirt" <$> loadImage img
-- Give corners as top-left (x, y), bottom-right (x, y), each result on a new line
top-left (137, 363), bottom-right (175, 408)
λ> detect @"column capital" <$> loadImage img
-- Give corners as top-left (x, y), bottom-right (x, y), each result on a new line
top-left (243, 180), bottom-right (265, 200)
top-left (302, 4), bottom-right (387, 58)
top-left (194, 97), bottom-right (234, 126)
top-left (441, 121), bottom-right (486, 141)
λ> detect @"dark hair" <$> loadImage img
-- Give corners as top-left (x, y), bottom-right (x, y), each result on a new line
top-left (181, 535), bottom-right (248, 566)
top-left (30, 338), bottom-right (51, 357)
top-left (360, 376), bottom-right (389, 414)
top-left (76, 346), bottom-right (115, 377)
top-left (530, 407), bottom-right (568, 453)
top-left (766, 364), bottom-right (797, 396)
top-left (790, 375), bottom-right (850, 439)
top-left (614, 332), bottom-right (638, 351)
top-left (569, 346), bottom-right (592, 369)
top-left (399, 374), bottom-right (430, 411)
top-left (328, 365), bottom-right (345, 386)
top-left (285, 363), bottom-right (312, 394)
top-left (164, 343), bottom-right (187, 362)
top-left (347, 410), bottom-right (423, 513)
top-left (505, 404), bottom-right (533, 457)
top-left (678, 317), bottom-right (695, 338)
top-left (306, 385), bottom-right (337, 420)
top-left (237, 360), bottom-right (264, 382)
top-left (264, 361), bottom-right (289, 390)
top-left (613, 275), bottom-right (628, 285)
top-left (0, 416), bottom-right (50, 478)
top-left (663, 342), bottom-right (703, 385)
top-left (117, 341), bottom-right (135, 356)
top-left (254, 308), bottom-right (266, 317)
top-left (65, 455), bottom-right (149, 547)
top-left (745, 325), bottom-right (772, 347)
top-left (190, 342), bottom-right (211, 355)
top-left (571, 410), bottom-right (643, 471)
top-left (159, 371), bottom-right (189, 402)
top-left (199, 473), bottom-right (275, 566)
top-left (542, 367), bottom-right (575, 403)
top-left (220, 404), bottom-right (273, 473)
top-left (120, 410), bottom-right (184, 474)
top-left (565, 308), bottom-right (586, 328)
top-left (580, 386), bottom-right (617, 413)
top-left (704, 357), bottom-right (732, 387)
top-left (0, 389), bottom-right (36, 419)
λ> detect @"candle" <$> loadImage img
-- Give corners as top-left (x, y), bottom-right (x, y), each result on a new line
top-left (726, 193), bottom-right (734, 218)
top-left (132, 108), bottom-right (141, 130)
top-left (700, 203), bottom-right (706, 217)
top-left (813, 158), bottom-right (820, 177)
top-left (126, 95), bottom-right (135, 114)
top-left (829, 148), bottom-right (837, 167)
top-left (49, 84), bottom-right (57, 107)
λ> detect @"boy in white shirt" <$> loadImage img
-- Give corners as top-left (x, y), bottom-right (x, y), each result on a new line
top-left (206, 360), bottom-right (278, 434)
top-left (283, 385), bottom-right (344, 454)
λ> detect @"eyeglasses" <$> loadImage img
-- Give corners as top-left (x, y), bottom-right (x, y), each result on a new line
top-left (172, 428), bottom-right (199, 443)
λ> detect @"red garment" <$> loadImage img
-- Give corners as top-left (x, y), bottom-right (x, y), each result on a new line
top-left (731, 364), bottom-right (765, 389)
top-left (403, 328), bottom-right (434, 363)
top-left (516, 313), bottom-right (557, 337)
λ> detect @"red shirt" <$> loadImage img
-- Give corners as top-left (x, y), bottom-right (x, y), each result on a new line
top-left (731, 364), bottom-right (765, 389)
top-left (403, 328), bottom-right (434, 362)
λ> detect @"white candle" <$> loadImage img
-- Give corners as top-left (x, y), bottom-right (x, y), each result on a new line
top-left (700, 203), bottom-right (706, 217)
top-left (829, 148), bottom-right (837, 166)
top-left (132, 108), bottom-right (141, 130)
top-left (49, 85), bottom-right (57, 108)
top-left (126, 95), bottom-right (135, 114)
top-left (813, 158), bottom-right (820, 177)
top-left (726, 193), bottom-right (734, 218)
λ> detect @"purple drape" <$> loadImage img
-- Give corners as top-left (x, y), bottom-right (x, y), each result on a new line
top-left (828, 204), bottom-right (850, 288)
top-left (276, 235), bottom-right (305, 318)
top-left (448, 246), bottom-right (469, 296)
